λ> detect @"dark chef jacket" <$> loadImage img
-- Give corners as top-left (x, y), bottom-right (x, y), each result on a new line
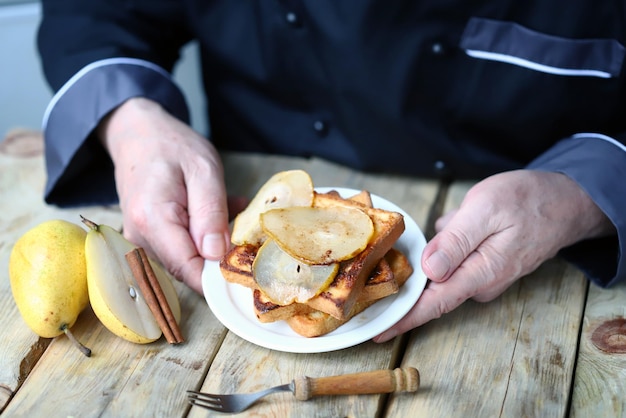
top-left (37, 1), bottom-right (626, 287)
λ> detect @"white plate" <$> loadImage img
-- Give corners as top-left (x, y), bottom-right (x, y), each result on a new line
top-left (202, 187), bottom-right (427, 353)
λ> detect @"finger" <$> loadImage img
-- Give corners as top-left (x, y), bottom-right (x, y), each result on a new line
top-left (373, 284), bottom-right (436, 343)
top-left (373, 250), bottom-right (495, 342)
top-left (434, 209), bottom-right (457, 232)
top-left (372, 276), bottom-right (469, 342)
top-left (421, 205), bottom-right (494, 282)
top-left (375, 236), bottom-right (522, 343)
top-left (132, 202), bottom-right (206, 294)
top-left (155, 236), bottom-right (205, 294)
top-left (177, 255), bottom-right (205, 294)
top-left (185, 160), bottom-right (231, 261)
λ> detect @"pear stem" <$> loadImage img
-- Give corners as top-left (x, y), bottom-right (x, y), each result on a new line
top-left (61, 324), bottom-right (92, 357)
top-left (80, 215), bottom-right (99, 230)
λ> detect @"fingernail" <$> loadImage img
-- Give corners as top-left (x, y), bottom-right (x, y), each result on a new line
top-left (202, 233), bottom-right (228, 259)
top-left (425, 250), bottom-right (450, 278)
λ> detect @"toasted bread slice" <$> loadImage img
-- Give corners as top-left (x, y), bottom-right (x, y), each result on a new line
top-left (304, 191), bottom-right (405, 319)
top-left (219, 190), bottom-right (405, 320)
top-left (285, 308), bottom-right (358, 338)
top-left (219, 244), bottom-right (257, 289)
top-left (253, 288), bottom-right (315, 322)
top-left (360, 252), bottom-right (398, 301)
top-left (254, 253), bottom-right (395, 323)
top-left (383, 247), bottom-right (414, 290)
top-left (286, 248), bottom-right (413, 337)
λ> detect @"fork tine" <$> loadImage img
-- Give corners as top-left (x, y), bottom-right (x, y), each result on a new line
top-left (186, 383), bottom-right (291, 413)
top-left (186, 391), bottom-right (225, 411)
top-left (188, 398), bottom-right (225, 411)
top-left (187, 390), bottom-right (220, 402)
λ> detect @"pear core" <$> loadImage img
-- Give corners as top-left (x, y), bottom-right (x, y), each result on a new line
top-left (82, 218), bottom-right (181, 344)
top-left (253, 239), bottom-right (339, 305)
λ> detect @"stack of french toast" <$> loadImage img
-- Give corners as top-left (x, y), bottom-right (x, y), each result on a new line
top-left (218, 170), bottom-right (413, 337)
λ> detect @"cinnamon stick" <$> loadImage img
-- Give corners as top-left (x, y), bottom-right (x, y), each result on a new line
top-left (125, 248), bottom-right (184, 344)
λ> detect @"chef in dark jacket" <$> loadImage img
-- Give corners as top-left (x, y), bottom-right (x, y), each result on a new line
top-left (37, 1), bottom-right (625, 341)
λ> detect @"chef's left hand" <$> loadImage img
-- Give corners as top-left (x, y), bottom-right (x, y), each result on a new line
top-left (374, 169), bottom-right (614, 342)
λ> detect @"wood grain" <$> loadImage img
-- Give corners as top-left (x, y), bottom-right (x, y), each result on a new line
top-left (571, 280), bottom-right (626, 417)
top-left (0, 150), bottom-right (123, 412)
top-left (1, 150), bottom-right (224, 416)
top-left (1, 150), bottom-right (621, 417)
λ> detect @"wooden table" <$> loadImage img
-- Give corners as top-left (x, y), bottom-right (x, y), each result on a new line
top-left (1, 132), bottom-right (625, 417)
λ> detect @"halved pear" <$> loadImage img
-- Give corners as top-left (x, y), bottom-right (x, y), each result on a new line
top-left (252, 239), bottom-right (339, 305)
top-left (260, 206), bottom-right (374, 264)
top-left (231, 170), bottom-right (314, 246)
top-left (82, 218), bottom-right (181, 344)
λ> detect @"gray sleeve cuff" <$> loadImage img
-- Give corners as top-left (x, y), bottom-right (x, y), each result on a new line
top-left (527, 133), bottom-right (626, 287)
top-left (43, 58), bottom-right (189, 206)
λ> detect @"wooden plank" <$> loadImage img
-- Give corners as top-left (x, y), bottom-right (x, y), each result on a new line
top-left (388, 181), bottom-right (587, 417)
top-left (501, 261), bottom-right (586, 416)
top-left (189, 335), bottom-right (405, 417)
top-left (3, 280), bottom-right (226, 417)
top-left (571, 280), bottom-right (626, 417)
top-left (1, 135), bottom-right (226, 416)
top-left (0, 135), bottom-right (123, 412)
top-left (193, 154), bottom-right (440, 417)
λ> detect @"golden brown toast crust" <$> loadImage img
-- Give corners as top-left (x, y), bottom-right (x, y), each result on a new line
top-left (383, 247), bottom-right (414, 287)
top-left (253, 254), bottom-right (395, 323)
top-left (219, 244), bottom-right (257, 289)
top-left (305, 193), bottom-right (405, 319)
top-left (253, 289), bottom-right (315, 322)
top-left (285, 248), bottom-right (413, 337)
top-left (284, 301), bottom-right (376, 337)
top-left (226, 244), bottom-right (412, 325)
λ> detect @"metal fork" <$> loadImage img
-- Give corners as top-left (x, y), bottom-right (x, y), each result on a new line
top-left (187, 367), bottom-right (419, 413)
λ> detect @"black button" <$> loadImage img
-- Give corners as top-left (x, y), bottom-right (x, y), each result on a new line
top-left (285, 12), bottom-right (300, 27)
top-left (313, 120), bottom-right (328, 136)
top-left (431, 42), bottom-right (444, 55)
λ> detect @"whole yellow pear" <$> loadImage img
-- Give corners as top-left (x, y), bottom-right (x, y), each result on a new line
top-left (9, 220), bottom-right (89, 346)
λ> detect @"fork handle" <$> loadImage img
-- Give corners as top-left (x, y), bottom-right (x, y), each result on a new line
top-left (292, 367), bottom-right (419, 400)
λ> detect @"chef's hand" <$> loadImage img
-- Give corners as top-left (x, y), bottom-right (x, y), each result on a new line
top-left (98, 97), bottom-right (245, 294)
top-left (374, 170), bottom-right (614, 342)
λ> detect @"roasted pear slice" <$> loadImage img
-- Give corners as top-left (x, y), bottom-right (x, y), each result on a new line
top-left (253, 239), bottom-right (339, 305)
top-left (231, 170), bottom-right (314, 246)
top-left (260, 206), bottom-right (374, 265)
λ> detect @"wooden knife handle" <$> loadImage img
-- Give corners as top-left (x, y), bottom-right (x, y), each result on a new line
top-left (292, 367), bottom-right (419, 400)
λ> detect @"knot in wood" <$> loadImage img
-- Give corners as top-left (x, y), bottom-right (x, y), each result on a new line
top-left (591, 318), bottom-right (626, 354)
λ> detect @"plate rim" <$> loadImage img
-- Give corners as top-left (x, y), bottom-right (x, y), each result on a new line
top-left (202, 187), bottom-right (427, 353)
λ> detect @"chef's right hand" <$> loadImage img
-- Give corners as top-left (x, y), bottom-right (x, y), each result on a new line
top-left (98, 97), bottom-right (238, 294)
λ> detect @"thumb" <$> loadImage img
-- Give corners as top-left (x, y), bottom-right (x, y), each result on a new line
top-left (421, 206), bottom-right (492, 282)
top-left (187, 169), bottom-right (231, 261)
